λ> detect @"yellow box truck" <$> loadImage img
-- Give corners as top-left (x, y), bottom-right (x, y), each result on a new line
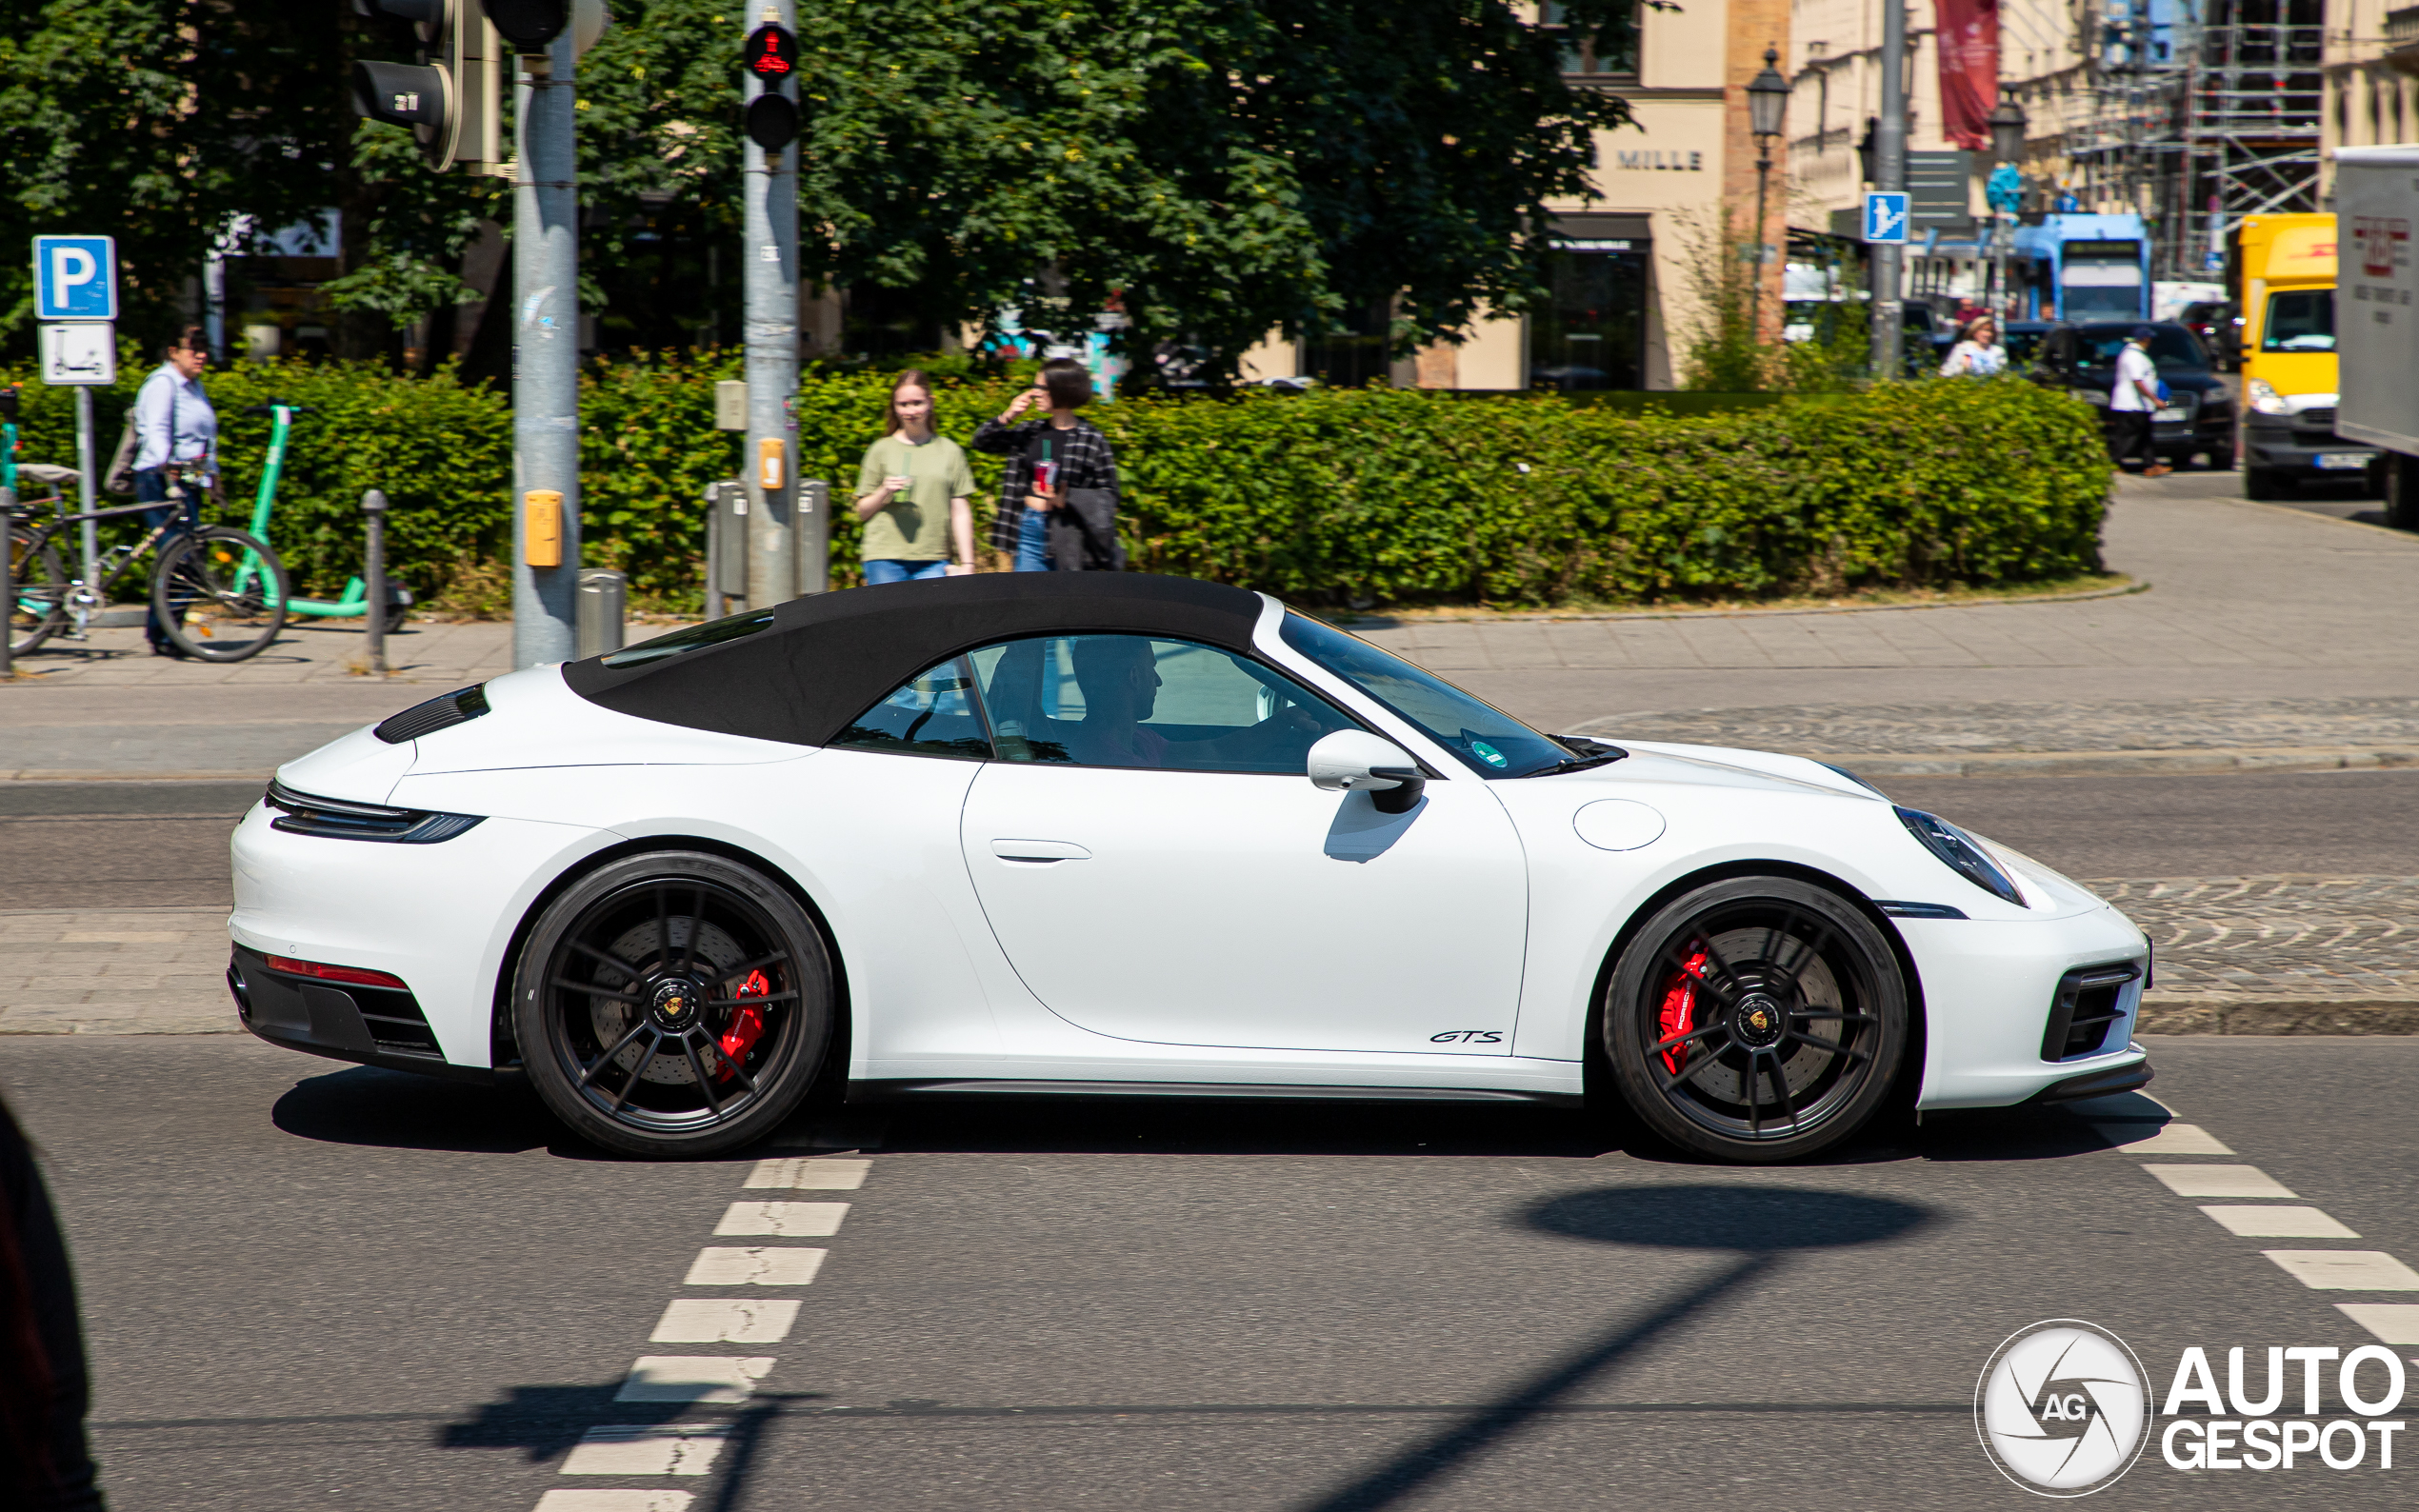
top-left (2234, 212), bottom-right (2381, 499)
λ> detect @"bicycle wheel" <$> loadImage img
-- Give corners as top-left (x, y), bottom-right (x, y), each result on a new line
top-left (152, 526), bottom-right (290, 662)
top-left (7, 523), bottom-right (68, 656)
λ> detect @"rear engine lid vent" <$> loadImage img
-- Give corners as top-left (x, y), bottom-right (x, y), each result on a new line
top-left (2042, 961), bottom-right (2143, 1062)
top-left (374, 683), bottom-right (491, 745)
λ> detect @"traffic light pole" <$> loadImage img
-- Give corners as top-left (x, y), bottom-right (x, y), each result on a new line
top-left (1870, 0), bottom-right (1908, 380)
top-left (744, 0), bottom-right (804, 605)
top-left (512, 30), bottom-right (580, 667)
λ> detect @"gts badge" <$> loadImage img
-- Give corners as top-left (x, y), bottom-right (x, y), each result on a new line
top-left (1430, 1029), bottom-right (1504, 1044)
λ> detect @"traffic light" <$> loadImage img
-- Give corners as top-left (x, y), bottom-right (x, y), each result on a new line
top-left (743, 17), bottom-right (801, 151)
top-left (350, 1), bottom-right (503, 173)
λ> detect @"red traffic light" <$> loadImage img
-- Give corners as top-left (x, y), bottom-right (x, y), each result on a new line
top-left (744, 23), bottom-right (797, 79)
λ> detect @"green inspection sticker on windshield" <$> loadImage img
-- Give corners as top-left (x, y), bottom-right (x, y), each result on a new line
top-left (1469, 740), bottom-right (1508, 768)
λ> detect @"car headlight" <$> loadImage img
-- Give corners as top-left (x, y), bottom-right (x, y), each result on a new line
top-left (2246, 378), bottom-right (2290, 416)
top-left (1894, 806), bottom-right (2026, 906)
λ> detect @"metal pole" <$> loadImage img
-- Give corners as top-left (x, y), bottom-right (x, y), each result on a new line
top-left (511, 33), bottom-right (581, 668)
top-left (74, 387), bottom-right (98, 590)
top-left (1, 481), bottom-right (14, 681)
top-left (1871, 0), bottom-right (1908, 380)
top-left (362, 488), bottom-right (388, 677)
top-left (744, 0), bottom-right (802, 605)
top-left (703, 480), bottom-right (724, 622)
top-left (1751, 146), bottom-right (1772, 342)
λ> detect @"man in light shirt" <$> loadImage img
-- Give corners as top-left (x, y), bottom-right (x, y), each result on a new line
top-left (130, 327), bottom-right (219, 655)
top-left (2107, 325), bottom-right (2170, 479)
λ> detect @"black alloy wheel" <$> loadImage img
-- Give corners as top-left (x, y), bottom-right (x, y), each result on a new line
top-left (1604, 877), bottom-right (1908, 1163)
top-left (152, 525), bottom-right (290, 662)
top-left (7, 524), bottom-right (68, 655)
top-left (515, 851), bottom-right (834, 1158)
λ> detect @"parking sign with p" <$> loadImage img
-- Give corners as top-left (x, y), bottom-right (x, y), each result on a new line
top-left (33, 235), bottom-right (117, 322)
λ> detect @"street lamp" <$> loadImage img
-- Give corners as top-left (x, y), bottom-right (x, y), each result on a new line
top-left (1985, 93), bottom-right (2029, 323)
top-left (1747, 47), bottom-right (1792, 343)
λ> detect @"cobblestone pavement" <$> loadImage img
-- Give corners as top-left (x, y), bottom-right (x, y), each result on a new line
top-left (1565, 695), bottom-right (2419, 775)
top-left (8, 879), bottom-right (2413, 1037)
top-left (0, 908), bottom-right (233, 1034)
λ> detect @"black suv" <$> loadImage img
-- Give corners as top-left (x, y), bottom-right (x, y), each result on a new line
top-left (2027, 322), bottom-right (2236, 470)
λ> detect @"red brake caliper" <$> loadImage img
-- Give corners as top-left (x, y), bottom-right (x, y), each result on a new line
top-left (716, 968), bottom-right (770, 1081)
top-left (1657, 951), bottom-right (1709, 1075)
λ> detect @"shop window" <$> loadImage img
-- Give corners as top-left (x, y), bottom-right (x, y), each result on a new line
top-left (1529, 249), bottom-right (1649, 391)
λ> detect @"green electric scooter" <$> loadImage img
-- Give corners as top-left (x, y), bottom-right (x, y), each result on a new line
top-left (240, 402), bottom-right (409, 628)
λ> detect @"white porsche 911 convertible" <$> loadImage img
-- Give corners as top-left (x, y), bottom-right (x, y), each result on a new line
top-left (228, 574), bottom-right (2150, 1162)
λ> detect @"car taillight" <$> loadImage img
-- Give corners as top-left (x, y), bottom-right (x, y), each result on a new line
top-left (265, 955), bottom-right (410, 990)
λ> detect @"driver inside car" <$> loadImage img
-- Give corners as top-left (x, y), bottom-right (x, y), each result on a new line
top-left (1066, 636), bottom-right (1335, 770)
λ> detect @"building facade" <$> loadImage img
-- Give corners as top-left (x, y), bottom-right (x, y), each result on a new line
top-left (1241, 0), bottom-right (1790, 391)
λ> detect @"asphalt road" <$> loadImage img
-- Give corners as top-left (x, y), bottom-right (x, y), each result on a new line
top-left (6, 1033), bottom-right (2412, 1510)
top-left (6, 767), bottom-right (2415, 913)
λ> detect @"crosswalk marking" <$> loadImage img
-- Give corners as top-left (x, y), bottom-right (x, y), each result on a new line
top-left (2263, 1250), bottom-right (2419, 1291)
top-left (650, 1297), bottom-right (802, 1344)
top-left (2198, 1204), bottom-right (2359, 1238)
top-left (561, 1425), bottom-right (732, 1477)
top-left (746, 1156), bottom-right (870, 1189)
top-left (684, 1245), bottom-right (828, 1285)
top-left (714, 1200), bottom-right (849, 1237)
top-left (2139, 1163), bottom-right (2298, 1198)
top-left (614, 1356), bottom-right (777, 1403)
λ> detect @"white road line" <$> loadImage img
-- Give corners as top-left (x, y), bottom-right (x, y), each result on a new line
top-left (685, 1246), bottom-right (828, 1286)
top-left (614, 1356), bottom-right (777, 1404)
top-left (650, 1298), bottom-right (802, 1344)
top-left (2094, 1123), bottom-right (2233, 1155)
top-left (2198, 1205), bottom-right (2361, 1238)
top-left (2336, 1303), bottom-right (2419, 1345)
top-left (2262, 1251), bottom-right (2419, 1291)
top-left (2140, 1164), bottom-right (2299, 1198)
top-left (746, 1157), bottom-right (870, 1190)
top-left (560, 1425), bottom-right (732, 1476)
top-left (714, 1200), bottom-right (848, 1237)
top-left (534, 1492), bottom-right (694, 1511)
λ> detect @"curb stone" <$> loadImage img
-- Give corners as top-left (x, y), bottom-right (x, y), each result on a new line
top-left (1836, 746), bottom-right (2419, 780)
top-left (2135, 998), bottom-right (2419, 1036)
top-left (1340, 577), bottom-right (2149, 628)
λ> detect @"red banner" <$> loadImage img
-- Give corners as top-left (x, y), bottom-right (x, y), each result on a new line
top-left (1935, 0), bottom-right (1999, 151)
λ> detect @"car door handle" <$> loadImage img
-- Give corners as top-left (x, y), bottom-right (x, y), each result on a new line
top-left (990, 839), bottom-right (1091, 862)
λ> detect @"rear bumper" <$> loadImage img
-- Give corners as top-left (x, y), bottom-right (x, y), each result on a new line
top-left (228, 943), bottom-right (511, 1084)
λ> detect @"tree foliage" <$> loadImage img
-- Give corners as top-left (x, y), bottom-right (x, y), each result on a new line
top-left (0, 2), bottom-right (351, 353)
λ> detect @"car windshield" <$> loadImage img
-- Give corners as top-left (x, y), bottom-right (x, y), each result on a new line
top-left (2072, 325), bottom-right (2209, 370)
top-left (2002, 327), bottom-right (2049, 364)
top-left (1278, 612), bottom-right (1588, 777)
top-left (2261, 289), bottom-right (2335, 352)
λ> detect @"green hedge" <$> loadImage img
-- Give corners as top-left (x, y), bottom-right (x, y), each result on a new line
top-left (3, 352), bottom-right (2109, 609)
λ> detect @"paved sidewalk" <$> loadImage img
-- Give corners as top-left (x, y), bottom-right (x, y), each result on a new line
top-left (0, 907), bottom-right (232, 1034)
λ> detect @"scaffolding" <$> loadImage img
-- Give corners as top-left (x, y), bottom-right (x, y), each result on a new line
top-left (2062, 0), bottom-right (2322, 281)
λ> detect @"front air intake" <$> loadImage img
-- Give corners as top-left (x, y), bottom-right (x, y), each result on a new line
top-left (373, 683), bottom-right (491, 744)
top-left (2042, 962), bottom-right (2143, 1062)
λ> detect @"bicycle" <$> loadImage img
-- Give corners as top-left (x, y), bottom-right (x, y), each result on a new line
top-left (7, 470), bottom-right (290, 661)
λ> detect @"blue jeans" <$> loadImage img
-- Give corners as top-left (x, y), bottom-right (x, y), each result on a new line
top-left (1013, 508), bottom-right (1052, 572)
top-left (862, 558), bottom-right (950, 586)
top-left (136, 468), bottom-right (202, 648)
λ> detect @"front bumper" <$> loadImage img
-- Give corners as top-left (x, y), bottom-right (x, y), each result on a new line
top-left (2245, 412), bottom-right (2379, 475)
top-left (1900, 903), bottom-right (2154, 1110)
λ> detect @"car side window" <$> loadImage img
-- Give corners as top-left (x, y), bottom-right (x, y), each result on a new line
top-left (965, 634), bottom-right (1358, 774)
top-left (829, 657), bottom-right (992, 761)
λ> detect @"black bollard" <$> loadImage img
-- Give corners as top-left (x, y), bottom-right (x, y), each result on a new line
top-left (362, 488), bottom-right (388, 676)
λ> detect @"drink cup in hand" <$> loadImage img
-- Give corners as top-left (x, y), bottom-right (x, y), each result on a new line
top-left (1033, 459), bottom-right (1058, 493)
top-left (883, 474), bottom-right (911, 496)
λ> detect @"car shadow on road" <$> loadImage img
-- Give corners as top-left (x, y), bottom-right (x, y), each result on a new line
top-left (438, 1383), bottom-right (810, 1508)
top-left (1293, 1184), bottom-right (1936, 1510)
top-left (270, 1064), bottom-right (586, 1157)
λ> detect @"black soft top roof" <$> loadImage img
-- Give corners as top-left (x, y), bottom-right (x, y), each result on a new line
top-left (562, 572), bottom-right (1266, 747)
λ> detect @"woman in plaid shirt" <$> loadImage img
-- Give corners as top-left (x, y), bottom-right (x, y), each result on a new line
top-left (970, 357), bottom-right (1121, 571)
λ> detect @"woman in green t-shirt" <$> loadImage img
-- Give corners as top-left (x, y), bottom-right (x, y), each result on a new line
top-left (852, 370), bottom-right (977, 584)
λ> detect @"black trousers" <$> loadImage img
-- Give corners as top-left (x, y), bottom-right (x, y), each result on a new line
top-left (2105, 410), bottom-right (2154, 468)
top-left (134, 468), bottom-right (200, 648)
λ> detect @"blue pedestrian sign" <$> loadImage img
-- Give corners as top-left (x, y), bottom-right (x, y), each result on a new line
top-left (1862, 192), bottom-right (1911, 246)
top-left (32, 236), bottom-right (117, 321)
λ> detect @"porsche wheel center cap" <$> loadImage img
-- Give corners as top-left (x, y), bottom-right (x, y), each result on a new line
top-left (1733, 993), bottom-right (1786, 1048)
top-left (651, 978), bottom-right (704, 1027)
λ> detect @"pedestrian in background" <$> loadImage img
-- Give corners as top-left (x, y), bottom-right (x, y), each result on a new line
top-left (971, 357), bottom-right (1122, 572)
top-left (851, 370), bottom-right (976, 584)
top-left (130, 327), bottom-right (217, 656)
top-left (0, 1095), bottom-right (106, 1510)
top-left (2107, 325), bottom-right (2171, 478)
top-left (1939, 315), bottom-right (2009, 377)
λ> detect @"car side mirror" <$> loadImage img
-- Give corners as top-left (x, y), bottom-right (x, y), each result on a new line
top-left (1307, 730), bottom-right (1427, 815)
